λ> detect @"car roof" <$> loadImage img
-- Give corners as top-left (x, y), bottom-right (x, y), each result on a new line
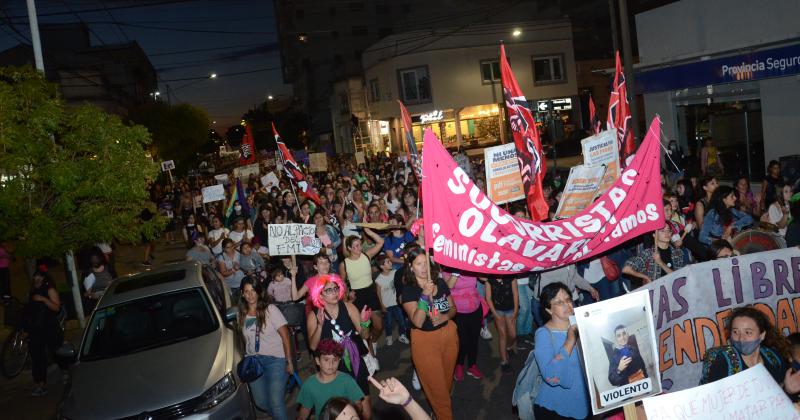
top-left (97, 261), bottom-right (205, 309)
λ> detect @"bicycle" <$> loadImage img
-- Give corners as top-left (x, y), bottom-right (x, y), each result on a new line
top-left (1, 298), bottom-right (29, 379)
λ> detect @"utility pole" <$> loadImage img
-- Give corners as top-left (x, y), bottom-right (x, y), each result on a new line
top-left (26, 0), bottom-right (44, 72)
top-left (618, 0), bottom-right (641, 142)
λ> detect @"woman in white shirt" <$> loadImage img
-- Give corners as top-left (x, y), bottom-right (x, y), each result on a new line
top-left (762, 183), bottom-right (792, 237)
top-left (228, 217), bottom-right (254, 247)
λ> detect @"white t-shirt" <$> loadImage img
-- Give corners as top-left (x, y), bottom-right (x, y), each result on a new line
top-left (767, 203), bottom-right (788, 236)
top-left (375, 270), bottom-right (398, 308)
top-left (228, 229), bottom-right (254, 245)
top-left (582, 259), bottom-right (606, 284)
top-left (208, 228), bottom-right (229, 254)
top-left (384, 195), bottom-right (401, 214)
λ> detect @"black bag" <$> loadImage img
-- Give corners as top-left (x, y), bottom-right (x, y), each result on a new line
top-left (237, 326), bottom-right (263, 382)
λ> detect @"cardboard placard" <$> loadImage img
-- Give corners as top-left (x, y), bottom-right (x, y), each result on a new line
top-left (642, 364), bottom-right (798, 420)
top-left (575, 291), bottom-right (662, 414)
top-left (233, 163), bottom-right (260, 179)
top-left (160, 160), bottom-right (175, 172)
top-left (484, 143), bottom-right (525, 205)
top-left (260, 172), bottom-right (280, 189)
top-left (355, 151), bottom-right (365, 165)
top-left (554, 164), bottom-right (607, 219)
top-left (268, 223), bottom-right (321, 256)
top-left (201, 184), bottom-right (225, 203)
top-left (309, 152), bottom-right (328, 172)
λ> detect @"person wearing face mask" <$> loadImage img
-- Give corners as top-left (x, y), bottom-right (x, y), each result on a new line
top-left (700, 307), bottom-right (792, 390)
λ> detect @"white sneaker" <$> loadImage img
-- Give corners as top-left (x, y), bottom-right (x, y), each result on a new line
top-left (411, 370), bottom-right (421, 390)
top-left (385, 336), bottom-right (393, 346)
top-left (398, 334), bottom-right (409, 344)
top-left (364, 354), bottom-right (380, 375)
top-left (480, 326), bottom-right (493, 340)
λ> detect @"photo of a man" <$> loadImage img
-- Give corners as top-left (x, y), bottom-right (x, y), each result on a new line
top-left (608, 325), bottom-right (648, 386)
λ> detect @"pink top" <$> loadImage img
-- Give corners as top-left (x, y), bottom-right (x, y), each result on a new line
top-left (268, 279), bottom-right (293, 303)
top-left (0, 246), bottom-right (9, 269)
top-left (447, 273), bottom-right (481, 314)
top-left (242, 304), bottom-right (288, 358)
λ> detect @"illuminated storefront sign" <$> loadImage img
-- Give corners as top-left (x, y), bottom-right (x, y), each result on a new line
top-left (420, 109), bottom-right (444, 123)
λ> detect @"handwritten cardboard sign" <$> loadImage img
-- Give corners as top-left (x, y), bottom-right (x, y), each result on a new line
top-left (576, 291), bottom-right (662, 414)
top-left (234, 163), bottom-right (260, 179)
top-left (268, 223), bottom-right (321, 256)
top-left (484, 143), bottom-right (525, 205)
top-left (642, 364), bottom-right (799, 420)
top-left (201, 184), bottom-right (225, 203)
top-left (261, 172), bottom-right (279, 189)
top-left (355, 151), bottom-right (365, 165)
top-left (309, 152), bottom-right (328, 172)
top-left (554, 164), bottom-right (606, 219)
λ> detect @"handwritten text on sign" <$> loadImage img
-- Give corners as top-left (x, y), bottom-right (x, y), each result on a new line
top-left (268, 223), bottom-right (321, 256)
top-left (642, 364), bottom-right (799, 420)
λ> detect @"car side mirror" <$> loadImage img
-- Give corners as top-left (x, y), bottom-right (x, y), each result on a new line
top-left (225, 307), bottom-right (238, 324)
top-left (56, 342), bottom-right (77, 364)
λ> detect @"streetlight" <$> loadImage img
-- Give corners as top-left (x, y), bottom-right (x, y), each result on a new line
top-left (209, 73), bottom-right (217, 79)
top-left (267, 95), bottom-right (274, 100)
top-left (512, 28), bottom-right (522, 37)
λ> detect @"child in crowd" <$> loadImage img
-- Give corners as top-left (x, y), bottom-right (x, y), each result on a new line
top-left (375, 254), bottom-right (408, 346)
top-left (296, 339), bottom-right (366, 420)
top-left (267, 266), bottom-right (295, 303)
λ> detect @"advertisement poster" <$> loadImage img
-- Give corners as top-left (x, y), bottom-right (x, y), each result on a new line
top-left (484, 143), bottom-right (525, 205)
top-left (576, 291), bottom-right (662, 414)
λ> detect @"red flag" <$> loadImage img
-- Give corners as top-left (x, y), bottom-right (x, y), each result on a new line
top-left (239, 123), bottom-right (256, 165)
top-left (272, 123), bottom-right (320, 204)
top-left (398, 100), bottom-right (422, 181)
top-left (607, 51), bottom-right (635, 165)
top-left (588, 95), bottom-right (601, 134)
top-left (499, 45), bottom-right (549, 221)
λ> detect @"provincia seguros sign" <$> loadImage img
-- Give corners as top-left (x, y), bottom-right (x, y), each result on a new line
top-left (636, 43), bottom-right (800, 93)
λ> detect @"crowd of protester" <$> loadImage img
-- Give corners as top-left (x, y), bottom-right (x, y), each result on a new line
top-left (19, 142), bottom-right (795, 416)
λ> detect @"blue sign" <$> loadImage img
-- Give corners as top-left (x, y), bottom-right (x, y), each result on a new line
top-left (636, 43), bottom-right (800, 93)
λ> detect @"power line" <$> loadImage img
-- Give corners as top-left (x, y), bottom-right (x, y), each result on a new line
top-left (2, 0), bottom-right (194, 19)
top-left (5, 19), bottom-right (276, 35)
top-left (149, 42), bottom-right (269, 57)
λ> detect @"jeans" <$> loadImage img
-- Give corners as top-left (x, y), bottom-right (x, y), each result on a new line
top-left (384, 305), bottom-right (407, 336)
top-left (248, 355), bottom-right (288, 420)
top-left (516, 283), bottom-right (533, 337)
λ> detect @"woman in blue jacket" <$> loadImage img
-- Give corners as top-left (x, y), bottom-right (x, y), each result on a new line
top-left (699, 186), bottom-right (754, 245)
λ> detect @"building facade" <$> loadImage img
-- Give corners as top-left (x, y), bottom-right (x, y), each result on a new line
top-left (360, 20), bottom-right (578, 155)
top-left (635, 0), bottom-right (800, 181)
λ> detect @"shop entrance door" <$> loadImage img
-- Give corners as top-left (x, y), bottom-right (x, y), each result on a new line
top-left (677, 99), bottom-right (765, 181)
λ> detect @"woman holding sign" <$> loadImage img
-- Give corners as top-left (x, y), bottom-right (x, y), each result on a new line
top-left (533, 282), bottom-right (590, 420)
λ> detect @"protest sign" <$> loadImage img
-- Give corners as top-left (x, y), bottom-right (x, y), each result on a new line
top-left (201, 184), bottom-right (225, 203)
top-left (581, 130), bottom-right (620, 194)
top-left (421, 117), bottom-right (665, 274)
top-left (637, 247), bottom-right (800, 393)
top-left (309, 152), bottom-right (328, 172)
top-left (642, 364), bottom-right (799, 420)
top-left (260, 172), bottom-right (279, 189)
top-left (268, 223), bottom-right (321, 256)
top-left (355, 151), bottom-right (365, 165)
top-left (233, 163), bottom-right (260, 179)
top-left (576, 291), bottom-right (662, 414)
top-left (262, 158), bottom-right (276, 168)
top-left (160, 160), bottom-right (175, 172)
top-left (484, 143), bottom-right (525, 205)
top-left (214, 174), bottom-right (229, 185)
top-left (554, 164), bottom-right (607, 219)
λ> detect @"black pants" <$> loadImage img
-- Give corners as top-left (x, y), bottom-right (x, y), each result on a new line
top-left (29, 324), bottom-right (65, 384)
top-left (0, 267), bottom-right (10, 297)
top-left (455, 306), bottom-right (482, 367)
top-left (534, 404), bottom-right (587, 420)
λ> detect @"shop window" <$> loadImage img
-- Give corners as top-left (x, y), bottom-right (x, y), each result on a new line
top-left (397, 66), bottom-right (431, 105)
top-left (480, 59), bottom-right (501, 84)
top-left (369, 79), bottom-right (380, 102)
top-left (532, 54), bottom-right (566, 85)
top-left (352, 26), bottom-right (368, 36)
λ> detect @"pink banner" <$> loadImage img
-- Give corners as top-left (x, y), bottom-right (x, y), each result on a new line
top-left (422, 118), bottom-right (666, 274)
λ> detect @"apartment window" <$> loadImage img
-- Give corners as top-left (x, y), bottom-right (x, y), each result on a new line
top-left (397, 66), bottom-right (431, 104)
top-left (349, 2), bottom-right (365, 12)
top-left (480, 59), bottom-right (501, 83)
top-left (532, 54), bottom-right (566, 85)
top-left (352, 26), bottom-right (368, 36)
top-left (369, 79), bottom-right (380, 102)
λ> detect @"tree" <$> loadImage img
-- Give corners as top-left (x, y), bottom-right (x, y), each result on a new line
top-left (128, 101), bottom-right (211, 172)
top-left (0, 66), bottom-right (162, 258)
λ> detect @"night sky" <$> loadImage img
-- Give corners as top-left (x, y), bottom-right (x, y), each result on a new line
top-left (0, 0), bottom-right (290, 129)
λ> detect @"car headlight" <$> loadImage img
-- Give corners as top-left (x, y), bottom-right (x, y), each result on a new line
top-left (195, 372), bottom-right (237, 412)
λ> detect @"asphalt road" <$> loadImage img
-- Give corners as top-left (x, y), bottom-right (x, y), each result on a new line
top-left (0, 238), bottom-right (530, 419)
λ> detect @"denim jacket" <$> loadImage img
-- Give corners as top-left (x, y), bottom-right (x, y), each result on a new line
top-left (698, 208), bottom-right (754, 245)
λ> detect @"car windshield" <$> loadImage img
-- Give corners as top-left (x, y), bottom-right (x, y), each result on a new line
top-left (81, 288), bottom-right (218, 361)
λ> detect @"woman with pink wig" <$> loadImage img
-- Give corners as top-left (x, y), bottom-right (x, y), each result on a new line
top-left (306, 272), bottom-right (373, 419)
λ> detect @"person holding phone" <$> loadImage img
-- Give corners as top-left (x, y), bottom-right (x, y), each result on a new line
top-left (607, 325), bottom-right (648, 386)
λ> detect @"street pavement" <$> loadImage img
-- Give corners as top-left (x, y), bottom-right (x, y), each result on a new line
top-left (0, 238), bottom-right (530, 419)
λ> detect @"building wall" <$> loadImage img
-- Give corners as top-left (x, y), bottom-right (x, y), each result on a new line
top-left (636, 0), bottom-right (800, 66)
top-left (364, 23), bottom-right (577, 120)
top-left (760, 77), bottom-right (800, 164)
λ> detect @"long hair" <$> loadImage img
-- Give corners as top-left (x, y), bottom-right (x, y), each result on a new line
top-left (710, 185), bottom-right (735, 226)
top-left (728, 306), bottom-right (790, 361)
top-left (319, 397), bottom-right (355, 420)
top-left (308, 274), bottom-right (345, 308)
top-left (237, 276), bottom-right (270, 334)
top-left (402, 245), bottom-right (439, 288)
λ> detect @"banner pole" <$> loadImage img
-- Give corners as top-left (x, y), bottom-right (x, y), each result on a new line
top-left (623, 403), bottom-right (638, 420)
